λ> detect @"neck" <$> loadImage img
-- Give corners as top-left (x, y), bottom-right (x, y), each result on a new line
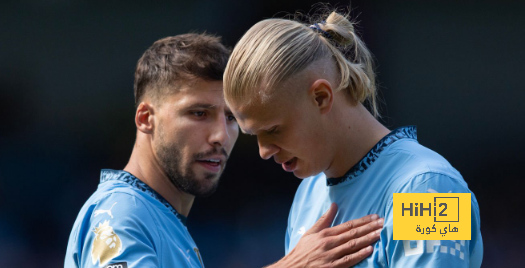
top-left (124, 135), bottom-right (195, 217)
top-left (325, 101), bottom-right (390, 178)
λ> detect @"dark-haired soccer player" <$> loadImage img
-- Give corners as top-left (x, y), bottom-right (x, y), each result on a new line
top-left (64, 33), bottom-right (384, 268)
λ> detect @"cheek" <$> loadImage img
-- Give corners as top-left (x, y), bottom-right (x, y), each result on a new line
top-left (227, 126), bottom-right (240, 150)
top-left (299, 131), bottom-right (329, 165)
top-left (162, 127), bottom-right (195, 159)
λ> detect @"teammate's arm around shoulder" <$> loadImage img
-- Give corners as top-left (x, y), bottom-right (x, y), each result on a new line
top-left (267, 203), bottom-right (384, 268)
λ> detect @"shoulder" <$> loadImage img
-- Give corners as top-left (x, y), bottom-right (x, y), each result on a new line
top-left (377, 139), bottom-right (468, 193)
top-left (387, 139), bottom-right (460, 177)
top-left (91, 180), bottom-right (160, 220)
top-left (80, 187), bottom-right (162, 245)
top-left (67, 185), bottom-right (163, 267)
top-left (397, 172), bottom-right (470, 196)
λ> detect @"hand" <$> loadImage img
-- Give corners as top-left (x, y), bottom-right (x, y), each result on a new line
top-left (269, 203), bottom-right (383, 268)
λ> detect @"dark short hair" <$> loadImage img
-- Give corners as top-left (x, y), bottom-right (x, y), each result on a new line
top-left (134, 33), bottom-right (230, 106)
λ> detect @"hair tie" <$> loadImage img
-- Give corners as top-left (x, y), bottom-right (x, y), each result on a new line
top-left (309, 21), bottom-right (333, 40)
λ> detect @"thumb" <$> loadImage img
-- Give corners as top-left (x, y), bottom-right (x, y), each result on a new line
top-left (305, 203), bottom-right (338, 235)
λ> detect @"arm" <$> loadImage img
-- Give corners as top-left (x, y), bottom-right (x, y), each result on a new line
top-left (267, 203), bottom-right (384, 268)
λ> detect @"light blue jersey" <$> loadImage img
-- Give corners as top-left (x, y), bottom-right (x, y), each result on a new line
top-left (285, 126), bottom-right (483, 267)
top-left (65, 169), bottom-right (204, 268)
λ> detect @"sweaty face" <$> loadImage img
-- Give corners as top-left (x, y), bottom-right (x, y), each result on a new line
top-left (153, 79), bottom-right (239, 197)
top-left (231, 85), bottom-right (331, 179)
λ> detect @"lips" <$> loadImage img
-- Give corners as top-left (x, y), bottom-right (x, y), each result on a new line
top-left (196, 158), bottom-right (223, 173)
top-left (281, 157), bottom-right (297, 172)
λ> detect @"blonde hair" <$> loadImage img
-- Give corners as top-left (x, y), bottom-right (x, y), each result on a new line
top-left (224, 11), bottom-right (379, 117)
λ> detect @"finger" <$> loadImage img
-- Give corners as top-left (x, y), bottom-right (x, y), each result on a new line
top-left (330, 245), bottom-right (374, 268)
top-left (330, 218), bottom-right (384, 247)
top-left (322, 213), bottom-right (379, 236)
top-left (332, 222), bottom-right (382, 257)
top-left (305, 203), bottom-right (338, 235)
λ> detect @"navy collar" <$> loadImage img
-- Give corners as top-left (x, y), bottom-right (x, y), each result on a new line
top-left (100, 169), bottom-right (188, 226)
top-left (326, 126), bottom-right (417, 186)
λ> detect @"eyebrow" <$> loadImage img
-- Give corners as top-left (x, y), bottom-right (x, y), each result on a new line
top-left (240, 125), bottom-right (271, 136)
top-left (185, 103), bottom-right (218, 110)
top-left (185, 103), bottom-right (235, 117)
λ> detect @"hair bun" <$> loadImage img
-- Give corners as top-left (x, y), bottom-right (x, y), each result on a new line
top-left (318, 12), bottom-right (355, 47)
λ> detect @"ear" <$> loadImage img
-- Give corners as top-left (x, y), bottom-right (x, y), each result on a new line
top-left (135, 102), bottom-right (155, 134)
top-left (309, 79), bottom-right (333, 114)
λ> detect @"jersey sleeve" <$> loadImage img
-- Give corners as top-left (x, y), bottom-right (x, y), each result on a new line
top-left (76, 192), bottom-right (161, 268)
top-left (381, 173), bottom-right (483, 268)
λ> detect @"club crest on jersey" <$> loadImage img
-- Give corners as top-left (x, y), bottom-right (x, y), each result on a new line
top-left (91, 220), bottom-right (123, 266)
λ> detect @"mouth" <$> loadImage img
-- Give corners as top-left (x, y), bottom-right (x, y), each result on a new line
top-left (195, 158), bottom-right (223, 173)
top-left (281, 157), bottom-right (297, 172)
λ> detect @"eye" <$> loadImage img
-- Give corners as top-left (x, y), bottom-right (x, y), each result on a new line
top-left (191, 111), bottom-right (206, 117)
top-left (227, 114), bottom-right (237, 122)
top-left (267, 126), bottom-right (278, 134)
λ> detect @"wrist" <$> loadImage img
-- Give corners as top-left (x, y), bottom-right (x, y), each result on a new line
top-left (268, 249), bottom-right (303, 268)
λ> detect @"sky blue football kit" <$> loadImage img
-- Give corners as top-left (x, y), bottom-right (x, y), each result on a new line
top-left (285, 126), bottom-right (483, 267)
top-left (65, 169), bottom-right (203, 268)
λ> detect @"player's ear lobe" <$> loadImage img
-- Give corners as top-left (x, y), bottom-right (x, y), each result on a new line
top-left (135, 102), bottom-right (155, 134)
top-left (309, 79), bottom-right (333, 114)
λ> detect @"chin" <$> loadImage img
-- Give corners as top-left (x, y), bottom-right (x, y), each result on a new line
top-left (194, 174), bottom-right (220, 197)
top-left (293, 163), bottom-right (324, 179)
top-left (293, 169), bottom-right (315, 179)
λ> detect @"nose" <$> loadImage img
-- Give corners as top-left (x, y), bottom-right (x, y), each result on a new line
top-left (210, 115), bottom-right (231, 147)
top-left (257, 135), bottom-right (280, 160)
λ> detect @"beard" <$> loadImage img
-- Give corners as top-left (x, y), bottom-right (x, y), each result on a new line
top-left (155, 127), bottom-right (227, 198)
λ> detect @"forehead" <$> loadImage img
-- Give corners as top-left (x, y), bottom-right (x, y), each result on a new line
top-left (164, 80), bottom-right (228, 109)
top-left (232, 91), bottom-right (296, 134)
top-left (234, 104), bottom-right (275, 135)
top-left (230, 67), bottom-right (318, 134)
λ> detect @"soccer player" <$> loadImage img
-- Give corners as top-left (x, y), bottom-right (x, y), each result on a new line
top-left (64, 33), bottom-right (384, 268)
top-left (223, 10), bottom-right (483, 267)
